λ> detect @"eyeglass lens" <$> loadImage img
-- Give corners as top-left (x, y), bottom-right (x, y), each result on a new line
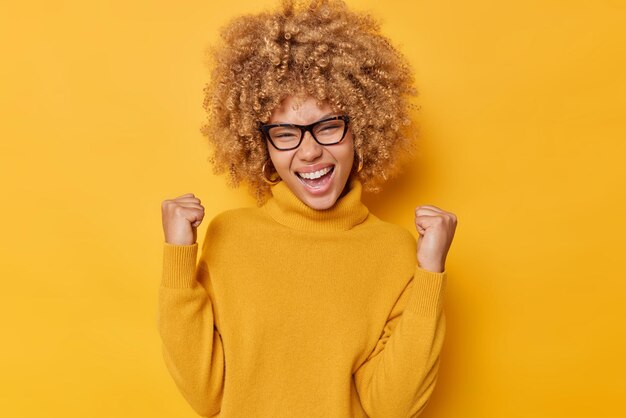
top-left (268, 119), bottom-right (346, 149)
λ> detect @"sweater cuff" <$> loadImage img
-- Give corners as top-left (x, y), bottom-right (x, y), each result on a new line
top-left (404, 265), bottom-right (447, 317)
top-left (161, 242), bottom-right (198, 288)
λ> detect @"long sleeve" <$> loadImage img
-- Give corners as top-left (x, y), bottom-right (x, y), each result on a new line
top-left (157, 242), bottom-right (225, 417)
top-left (353, 266), bottom-right (447, 418)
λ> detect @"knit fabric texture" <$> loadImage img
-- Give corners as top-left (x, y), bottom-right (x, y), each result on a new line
top-left (157, 177), bottom-right (447, 417)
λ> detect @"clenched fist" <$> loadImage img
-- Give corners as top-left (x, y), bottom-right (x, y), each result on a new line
top-left (161, 193), bottom-right (205, 245)
top-left (414, 205), bottom-right (458, 273)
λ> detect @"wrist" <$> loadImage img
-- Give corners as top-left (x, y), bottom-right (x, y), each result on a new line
top-left (417, 258), bottom-right (444, 273)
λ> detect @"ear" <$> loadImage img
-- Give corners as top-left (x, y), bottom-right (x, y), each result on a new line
top-left (352, 147), bottom-right (363, 174)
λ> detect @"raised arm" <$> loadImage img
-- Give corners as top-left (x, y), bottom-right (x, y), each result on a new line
top-left (157, 193), bottom-right (224, 416)
top-left (355, 202), bottom-right (456, 416)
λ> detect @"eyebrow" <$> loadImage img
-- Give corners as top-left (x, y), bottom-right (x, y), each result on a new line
top-left (271, 112), bottom-right (336, 125)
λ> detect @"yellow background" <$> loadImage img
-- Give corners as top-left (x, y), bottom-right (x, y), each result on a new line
top-left (1, 0), bottom-right (624, 416)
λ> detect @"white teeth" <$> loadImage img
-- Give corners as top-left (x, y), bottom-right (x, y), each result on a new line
top-left (297, 166), bottom-right (333, 180)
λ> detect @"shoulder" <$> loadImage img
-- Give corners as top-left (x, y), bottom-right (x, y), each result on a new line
top-left (359, 214), bottom-right (417, 254)
top-left (200, 207), bottom-right (266, 249)
top-left (207, 207), bottom-right (263, 232)
top-left (357, 215), bottom-right (418, 289)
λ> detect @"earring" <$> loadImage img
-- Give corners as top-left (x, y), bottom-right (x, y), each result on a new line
top-left (261, 159), bottom-right (281, 185)
top-left (355, 150), bottom-right (363, 173)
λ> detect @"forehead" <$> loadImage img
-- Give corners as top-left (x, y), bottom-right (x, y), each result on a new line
top-left (269, 94), bottom-right (335, 124)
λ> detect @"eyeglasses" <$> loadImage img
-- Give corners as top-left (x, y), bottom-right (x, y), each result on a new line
top-left (259, 115), bottom-right (350, 151)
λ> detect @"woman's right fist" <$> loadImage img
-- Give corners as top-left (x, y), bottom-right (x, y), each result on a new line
top-left (161, 193), bottom-right (205, 245)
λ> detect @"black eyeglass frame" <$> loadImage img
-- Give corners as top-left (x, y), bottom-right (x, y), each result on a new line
top-left (259, 115), bottom-right (350, 151)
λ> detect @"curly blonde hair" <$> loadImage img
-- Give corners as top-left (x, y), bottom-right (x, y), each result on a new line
top-left (200, 0), bottom-right (419, 205)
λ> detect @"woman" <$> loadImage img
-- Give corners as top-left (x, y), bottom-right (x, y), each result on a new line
top-left (158, 0), bottom-right (457, 417)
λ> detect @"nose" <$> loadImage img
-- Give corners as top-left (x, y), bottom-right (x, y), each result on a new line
top-left (297, 131), bottom-right (323, 161)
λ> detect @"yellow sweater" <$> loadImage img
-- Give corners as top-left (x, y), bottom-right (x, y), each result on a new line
top-left (157, 177), bottom-right (447, 417)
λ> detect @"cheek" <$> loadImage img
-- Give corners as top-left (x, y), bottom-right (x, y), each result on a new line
top-left (337, 145), bottom-right (355, 167)
top-left (270, 151), bottom-right (295, 172)
top-left (266, 145), bottom-right (280, 165)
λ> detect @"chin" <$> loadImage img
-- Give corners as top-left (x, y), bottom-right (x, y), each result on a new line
top-left (301, 193), bottom-right (338, 210)
top-left (284, 165), bottom-right (351, 210)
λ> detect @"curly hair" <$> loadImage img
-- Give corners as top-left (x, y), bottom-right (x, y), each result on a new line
top-left (200, 0), bottom-right (419, 205)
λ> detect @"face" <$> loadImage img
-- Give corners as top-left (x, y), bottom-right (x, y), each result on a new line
top-left (266, 94), bottom-right (355, 210)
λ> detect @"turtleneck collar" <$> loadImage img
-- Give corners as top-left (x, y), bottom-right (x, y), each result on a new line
top-left (262, 177), bottom-right (370, 232)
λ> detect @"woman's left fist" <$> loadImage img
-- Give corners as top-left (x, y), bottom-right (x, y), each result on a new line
top-left (414, 205), bottom-right (458, 273)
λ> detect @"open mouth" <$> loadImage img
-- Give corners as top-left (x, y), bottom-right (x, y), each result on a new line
top-left (295, 165), bottom-right (335, 191)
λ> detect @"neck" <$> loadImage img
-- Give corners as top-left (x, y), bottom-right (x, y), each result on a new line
top-left (262, 177), bottom-right (369, 232)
